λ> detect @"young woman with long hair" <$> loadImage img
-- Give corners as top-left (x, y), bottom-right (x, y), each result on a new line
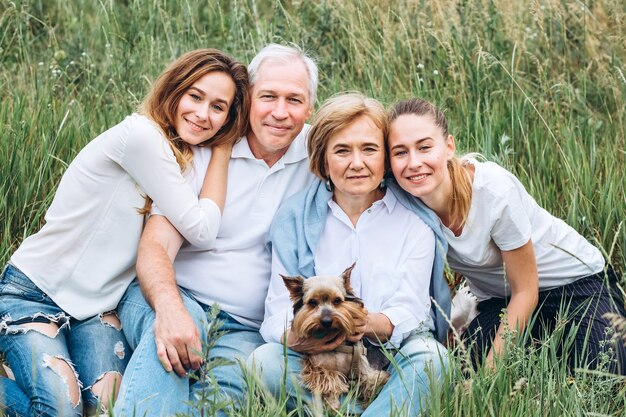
top-left (388, 98), bottom-right (625, 373)
top-left (0, 48), bottom-right (249, 416)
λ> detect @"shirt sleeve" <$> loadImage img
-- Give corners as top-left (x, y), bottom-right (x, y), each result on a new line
top-left (260, 248), bottom-right (296, 343)
top-left (377, 227), bottom-right (436, 346)
top-left (120, 119), bottom-right (221, 249)
top-left (490, 179), bottom-right (532, 251)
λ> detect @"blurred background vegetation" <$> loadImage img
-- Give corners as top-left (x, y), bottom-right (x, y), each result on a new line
top-left (0, 1), bottom-right (625, 413)
top-left (2, 0), bottom-right (623, 268)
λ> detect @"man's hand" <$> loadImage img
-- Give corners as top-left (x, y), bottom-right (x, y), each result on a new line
top-left (285, 328), bottom-right (345, 355)
top-left (136, 215), bottom-right (198, 376)
top-left (154, 306), bottom-right (203, 377)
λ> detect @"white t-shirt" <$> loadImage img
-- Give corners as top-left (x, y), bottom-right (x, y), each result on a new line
top-left (159, 127), bottom-right (315, 329)
top-left (261, 190), bottom-right (435, 346)
top-left (11, 114), bottom-right (221, 320)
top-left (444, 161), bottom-right (605, 301)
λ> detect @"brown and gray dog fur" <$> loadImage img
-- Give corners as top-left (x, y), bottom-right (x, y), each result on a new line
top-left (281, 264), bottom-right (390, 412)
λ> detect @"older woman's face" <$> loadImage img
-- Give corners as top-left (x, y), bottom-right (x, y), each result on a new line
top-left (325, 115), bottom-right (385, 200)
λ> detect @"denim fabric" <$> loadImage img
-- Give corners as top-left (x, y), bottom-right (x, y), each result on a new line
top-left (0, 264), bottom-right (131, 416)
top-left (115, 280), bottom-right (265, 417)
top-left (0, 377), bottom-right (30, 417)
top-left (465, 269), bottom-right (626, 374)
top-left (249, 331), bottom-right (449, 416)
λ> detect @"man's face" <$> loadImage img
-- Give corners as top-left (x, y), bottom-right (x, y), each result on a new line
top-left (247, 59), bottom-right (313, 165)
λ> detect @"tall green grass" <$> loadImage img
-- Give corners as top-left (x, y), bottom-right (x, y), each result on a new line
top-left (1, 0), bottom-right (625, 415)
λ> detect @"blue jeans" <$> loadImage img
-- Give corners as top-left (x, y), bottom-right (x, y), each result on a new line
top-left (249, 332), bottom-right (449, 416)
top-left (114, 280), bottom-right (265, 416)
top-left (0, 377), bottom-right (30, 417)
top-left (0, 264), bottom-right (130, 416)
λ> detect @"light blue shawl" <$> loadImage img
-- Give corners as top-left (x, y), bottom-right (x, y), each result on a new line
top-left (267, 178), bottom-right (451, 343)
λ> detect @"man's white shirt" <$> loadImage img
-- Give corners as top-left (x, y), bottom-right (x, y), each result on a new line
top-left (153, 126), bottom-right (315, 329)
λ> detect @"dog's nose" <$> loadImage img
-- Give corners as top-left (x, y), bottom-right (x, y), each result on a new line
top-left (321, 317), bottom-right (333, 328)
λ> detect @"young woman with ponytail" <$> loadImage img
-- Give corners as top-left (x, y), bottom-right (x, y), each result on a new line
top-left (387, 98), bottom-right (625, 374)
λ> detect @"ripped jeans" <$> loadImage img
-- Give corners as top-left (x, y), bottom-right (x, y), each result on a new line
top-left (0, 264), bottom-right (131, 417)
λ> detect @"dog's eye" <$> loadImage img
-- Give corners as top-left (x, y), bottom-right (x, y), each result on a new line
top-left (333, 297), bottom-right (342, 305)
top-left (308, 300), bottom-right (318, 307)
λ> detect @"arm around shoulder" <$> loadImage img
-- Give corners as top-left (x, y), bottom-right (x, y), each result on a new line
top-left (122, 120), bottom-right (222, 249)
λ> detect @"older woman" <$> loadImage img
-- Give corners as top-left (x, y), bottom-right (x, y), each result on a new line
top-left (249, 93), bottom-right (450, 415)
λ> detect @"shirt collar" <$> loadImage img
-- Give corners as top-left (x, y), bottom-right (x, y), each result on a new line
top-left (231, 124), bottom-right (310, 165)
top-left (327, 187), bottom-right (396, 217)
top-left (380, 187), bottom-right (397, 213)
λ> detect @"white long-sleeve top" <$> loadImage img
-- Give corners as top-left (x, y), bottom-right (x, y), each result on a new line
top-left (261, 189), bottom-right (435, 347)
top-left (10, 113), bottom-right (220, 320)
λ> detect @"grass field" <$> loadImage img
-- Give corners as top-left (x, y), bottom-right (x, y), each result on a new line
top-left (1, 0), bottom-right (625, 415)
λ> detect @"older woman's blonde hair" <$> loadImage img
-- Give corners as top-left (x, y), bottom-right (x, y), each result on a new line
top-left (307, 92), bottom-right (387, 180)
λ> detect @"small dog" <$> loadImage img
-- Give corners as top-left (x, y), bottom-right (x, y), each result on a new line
top-left (281, 264), bottom-right (389, 412)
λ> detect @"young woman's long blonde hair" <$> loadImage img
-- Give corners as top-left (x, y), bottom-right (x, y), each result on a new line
top-left (388, 98), bottom-right (472, 231)
top-left (138, 49), bottom-right (250, 214)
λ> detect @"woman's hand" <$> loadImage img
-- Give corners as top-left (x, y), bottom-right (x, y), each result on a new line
top-left (212, 140), bottom-right (234, 155)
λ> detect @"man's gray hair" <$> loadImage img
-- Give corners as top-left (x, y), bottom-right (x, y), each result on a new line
top-left (248, 43), bottom-right (318, 108)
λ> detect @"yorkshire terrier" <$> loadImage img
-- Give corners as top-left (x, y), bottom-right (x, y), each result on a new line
top-left (281, 264), bottom-right (390, 412)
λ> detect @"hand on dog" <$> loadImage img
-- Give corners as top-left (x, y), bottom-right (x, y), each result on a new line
top-left (285, 328), bottom-right (346, 355)
top-left (345, 309), bottom-right (368, 343)
top-left (154, 306), bottom-right (203, 377)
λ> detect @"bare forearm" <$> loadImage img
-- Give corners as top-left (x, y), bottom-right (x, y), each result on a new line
top-left (487, 240), bottom-right (540, 367)
top-left (487, 291), bottom-right (538, 365)
top-left (199, 145), bottom-right (231, 213)
top-left (136, 216), bottom-right (202, 375)
top-left (136, 240), bottom-right (184, 312)
top-left (364, 313), bottom-right (394, 342)
top-left (135, 216), bottom-right (186, 312)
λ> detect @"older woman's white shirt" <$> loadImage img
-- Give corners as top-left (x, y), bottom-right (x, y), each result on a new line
top-left (10, 114), bottom-right (220, 320)
top-left (261, 189), bottom-right (435, 347)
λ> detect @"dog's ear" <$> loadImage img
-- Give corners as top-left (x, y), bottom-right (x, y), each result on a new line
top-left (340, 262), bottom-right (357, 296)
top-left (281, 274), bottom-right (305, 301)
top-left (281, 275), bottom-right (305, 314)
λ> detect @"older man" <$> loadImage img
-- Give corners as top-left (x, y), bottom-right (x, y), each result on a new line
top-left (114, 44), bottom-right (318, 416)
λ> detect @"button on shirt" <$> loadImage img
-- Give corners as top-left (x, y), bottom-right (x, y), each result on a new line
top-left (261, 189), bottom-right (435, 346)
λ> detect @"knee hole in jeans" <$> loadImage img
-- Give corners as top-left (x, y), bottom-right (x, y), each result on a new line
top-left (42, 354), bottom-right (82, 408)
top-left (99, 311), bottom-right (122, 331)
top-left (18, 322), bottom-right (62, 338)
top-left (90, 371), bottom-right (123, 412)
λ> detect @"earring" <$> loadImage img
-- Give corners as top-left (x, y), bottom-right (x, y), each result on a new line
top-left (325, 178), bottom-right (333, 191)
top-left (379, 177), bottom-right (387, 189)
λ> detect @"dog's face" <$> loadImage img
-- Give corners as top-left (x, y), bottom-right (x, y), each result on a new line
top-left (281, 263), bottom-right (366, 340)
